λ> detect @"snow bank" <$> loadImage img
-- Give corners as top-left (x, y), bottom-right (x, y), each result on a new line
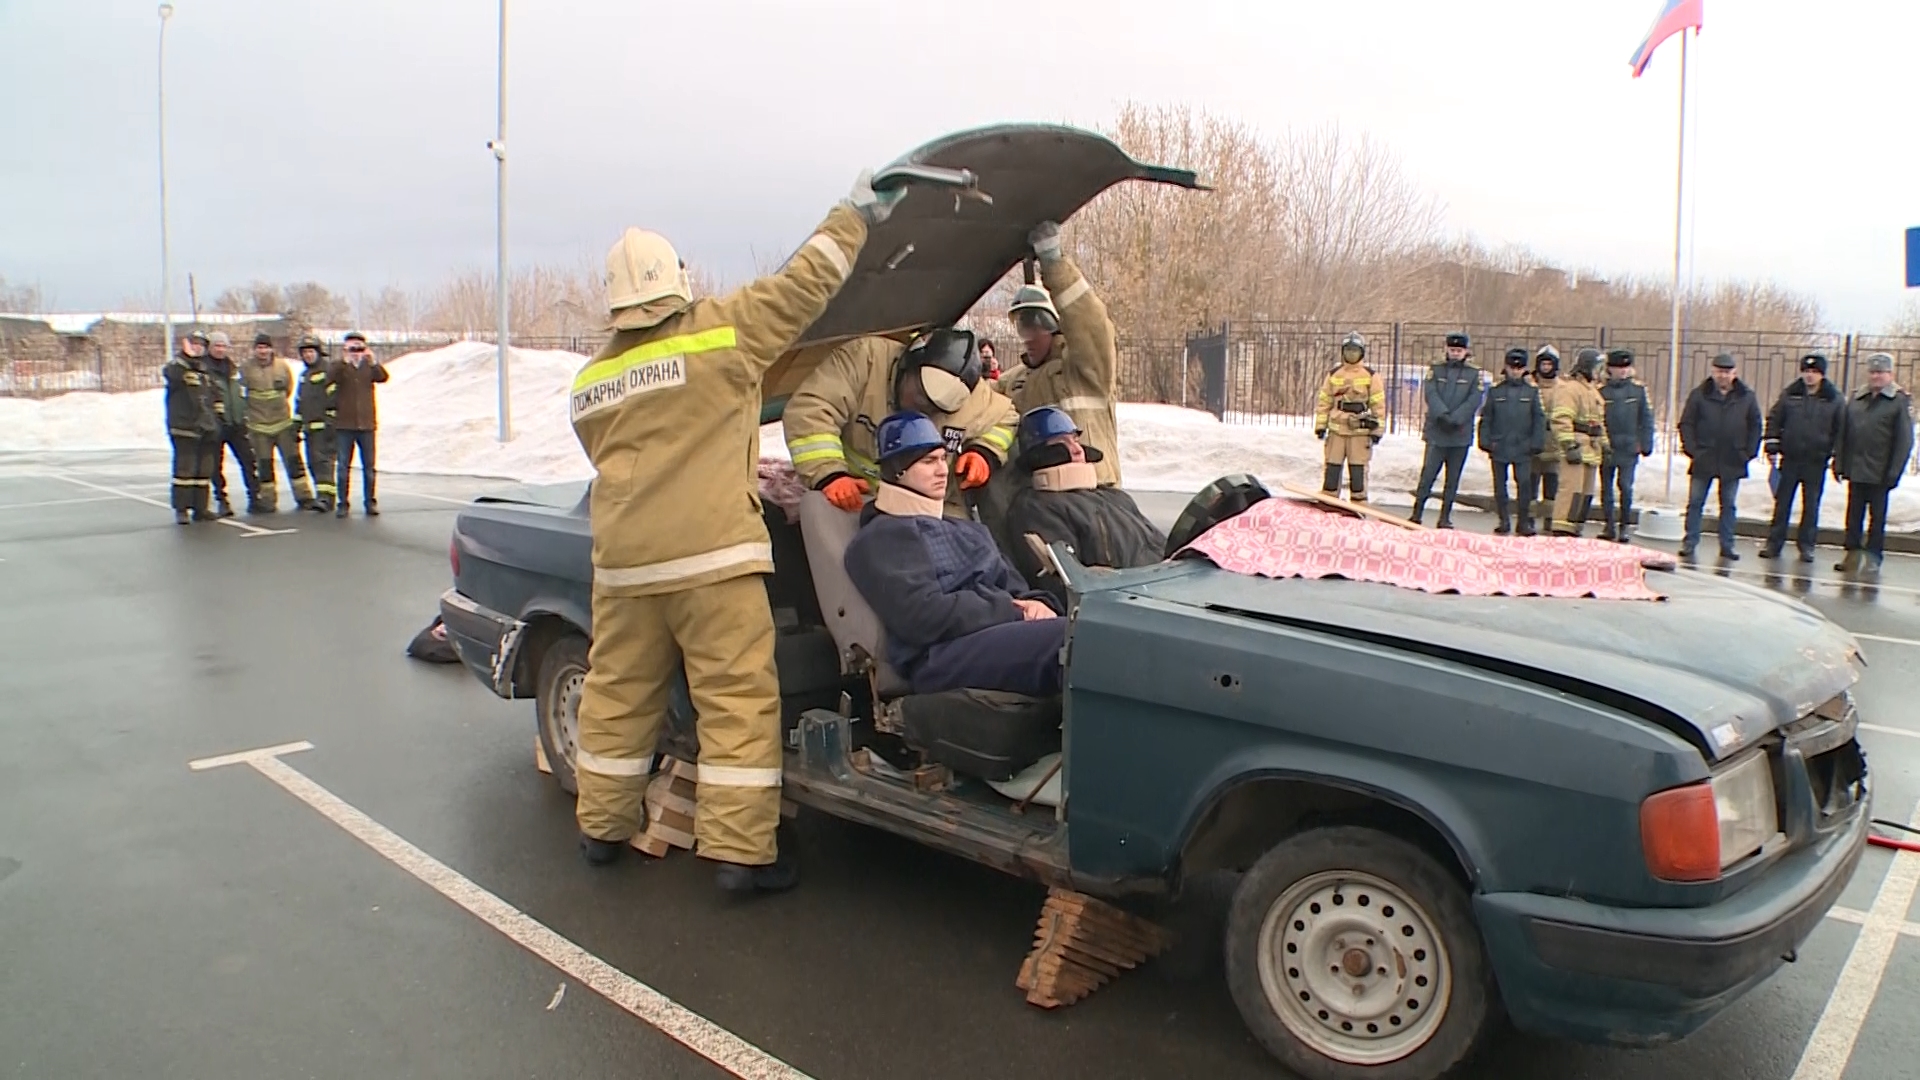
top-left (4, 346), bottom-right (1916, 532)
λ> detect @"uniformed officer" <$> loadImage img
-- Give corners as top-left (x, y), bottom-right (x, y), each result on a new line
top-left (1598, 348), bottom-right (1655, 542)
top-left (1312, 331), bottom-right (1385, 501)
top-left (295, 335), bottom-right (338, 513)
top-left (1410, 332), bottom-right (1485, 528)
top-left (1000, 221), bottom-right (1123, 487)
top-left (567, 171), bottom-right (892, 893)
top-left (1476, 347), bottom-right (1546, 535)
top-left (163, 329), bottom-right (222, 523)
top-left (782, 328), bottom-right (1017, 518)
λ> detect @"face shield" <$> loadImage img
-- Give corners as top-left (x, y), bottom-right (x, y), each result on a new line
top-left (1013, 307), bottom-right (1059, 335)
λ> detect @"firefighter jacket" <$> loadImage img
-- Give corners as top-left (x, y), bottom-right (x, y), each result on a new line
top-left (1599, 377), bottom-right (1657, 463)
top-left (570, 204), bottom-right (867, 598)
top-left (1539, 377), bottom-right (1598, 465)
top-left (1475, 374), bottom-right (1545, 464)
top-left (205, 355), bottom-right (247, 430)
top-left (782, 336), bottom-right (1018, 518)
top-left (330, 357), bottom-right (389, 431)
top-left (1000, 255), bottom-right (1122, 486)
top-left (1313, 360), bottom-right (1385, 439)
top-left (164, 353), bottom-right (221, 438)
top-left (1421, 359), bottom-right (1484, 448)
top-left (1573, 376), bottom-right (1608, 466)
top-left (297, 360), bottom-right (338, 432)
top-left (241, 355), bottom-right (298, 435)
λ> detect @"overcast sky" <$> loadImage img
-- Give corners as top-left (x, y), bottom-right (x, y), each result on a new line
top-left (3, 0), bottom-right (1915, 328)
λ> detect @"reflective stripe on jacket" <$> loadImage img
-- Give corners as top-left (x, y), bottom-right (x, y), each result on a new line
top-left (1313, 362), bottom-right (1384, 438)
top-left (1000, 255), bottom-right (1122, 486)
top-left (241, 355), bottom-right (298, 435)
top-left (571, 205), bottom-right (867, 597)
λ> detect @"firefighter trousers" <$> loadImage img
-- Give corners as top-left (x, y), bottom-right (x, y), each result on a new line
top-left (1552, 461), bottom-right (1597, 532)
top-left (304, 424), bottom-right (337, 507)
top-left (169, 433), bottom-right (217, 513)
top-left (250, 426), bottom-right (314, 508)
top-left (575, 574), bottom-right (783, 866)
top-left (210, 424), bottom-right (257, 505)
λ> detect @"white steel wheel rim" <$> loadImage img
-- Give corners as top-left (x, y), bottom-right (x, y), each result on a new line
top-left (553, 669), bottom-right (585, 770)
top-left (1255, 868), bottom-right (1452, 1065)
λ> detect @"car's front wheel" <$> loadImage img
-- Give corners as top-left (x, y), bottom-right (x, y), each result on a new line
top-left (1224, 826), bottom-right (1499, 1080)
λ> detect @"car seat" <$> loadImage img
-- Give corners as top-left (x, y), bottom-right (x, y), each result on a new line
top-left (797, 490), bottom-right (1062, 782)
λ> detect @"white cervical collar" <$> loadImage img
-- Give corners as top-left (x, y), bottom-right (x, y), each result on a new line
top-left (1030, 462), bottom-right (1098, 492)
top-left (875, 482), bottom-right (945, 518)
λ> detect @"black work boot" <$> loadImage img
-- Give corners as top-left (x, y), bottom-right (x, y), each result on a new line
top-left (1408, 498), bottom-right (1426, 525)
top-left (1347, 464), bottom-right (1368, 503)
top-left (335, 503), bottom-right (349, 519)
top-left (714, 851), bottom-right (799, 895)
top-left (364, 499), bottom-right (380, 517)
top-left (1321, 463), bottom-right (1343, 497)
top-left (174, 509), bottom-right (191, 525)
top-left (580, 834), bottom-right (625, 867)
top-left (214, 499), bottom-right (234, 519)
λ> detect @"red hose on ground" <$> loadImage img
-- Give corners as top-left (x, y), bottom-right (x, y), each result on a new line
top-left (1868, 834), bottom-right (1920, 854)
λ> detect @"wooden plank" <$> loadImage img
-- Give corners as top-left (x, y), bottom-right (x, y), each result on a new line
top-left (534, 736), bottom-right (552, 775)
top-left (1279, 481), bottom-right (1429, 531)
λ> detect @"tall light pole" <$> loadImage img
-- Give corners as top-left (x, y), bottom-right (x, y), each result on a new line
top-left (486, 0), bottom-right (512, 442)
top-left (158, 3), bottom-right (176, 364)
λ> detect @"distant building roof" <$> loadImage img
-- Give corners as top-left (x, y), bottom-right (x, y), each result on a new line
top-left (0, 312), bottom-right (290, 335)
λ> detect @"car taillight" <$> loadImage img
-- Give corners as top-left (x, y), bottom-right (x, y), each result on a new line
top-left (449, 537), bottom-right (461, 579)
top-left (1641, 782), bottom-right (1720, 882)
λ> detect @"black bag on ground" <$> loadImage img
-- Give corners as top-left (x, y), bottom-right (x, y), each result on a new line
top-left (407, 617), bottom-right (460, 664)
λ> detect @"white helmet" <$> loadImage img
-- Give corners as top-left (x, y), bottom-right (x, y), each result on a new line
top-left (604, 227), bottom-right (693, 330)
top-left (1007, 283), bottom-right (1060, 331)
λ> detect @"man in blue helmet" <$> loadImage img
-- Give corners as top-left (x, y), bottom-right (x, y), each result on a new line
top-left (1002, 406), bottom-right (1165, 603)
top-left (844, 412), bottom-right (1067, 698)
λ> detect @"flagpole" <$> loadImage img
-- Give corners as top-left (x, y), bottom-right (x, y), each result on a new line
top-left (1662, 31), bottom-right (1689, 504)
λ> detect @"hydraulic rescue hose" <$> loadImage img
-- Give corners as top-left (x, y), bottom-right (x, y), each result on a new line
top-left (1869, 818), bottom-right (1920, 854)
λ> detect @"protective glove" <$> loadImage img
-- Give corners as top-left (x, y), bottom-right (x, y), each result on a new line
top-left (1314, 428), bottom-right (1327, 441)
top-left (1369, 434), bottom-right (1383, 447)
top-left (843, 169), bottom-right (907, 227)
top-left (1356, 416), bottom-right (1380, 431)
top-left (1028, 221), bottom-right (1063, 262)
top-left (955, 450), bottom-right (993, 490)
top-left (819, 474), bottom-right (870, 512)
top-left (1563, 445), bottom-right (1582, 465)
top-left (1762, 438), bottom-right (1780, 457)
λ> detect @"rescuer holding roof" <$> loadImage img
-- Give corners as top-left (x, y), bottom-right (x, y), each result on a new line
top-left (1001, 221), bottom-right (1123, 487)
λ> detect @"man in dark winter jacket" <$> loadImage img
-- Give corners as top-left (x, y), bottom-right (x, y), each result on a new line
top-left (1833, 353), bottom-right (1915, 575)
top-left (1677, 353), bottom-right (1763, 560)
top-left (1598, 348), bottom-right (1655, 542)
top-left (163, 329), bottom-right (222, 523)
top-left (844, 412), bottom-right (1065, 698)
top-left (1410, 332), bottom-right (1484, 528)
top-left (204, 330), bottom-right (259, 517)
top-left (1476, 348), bottom-right (1546, 535)
top-left (331, 330), bottom-right (389, 517)
top-left (1003, 407), bottom-right (1165, 603)
top-left (1760, 353), bottom-right (1844, 562)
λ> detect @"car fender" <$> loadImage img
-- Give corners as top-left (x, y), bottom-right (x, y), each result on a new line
top-left (509, 597), bottom-right (593, 696)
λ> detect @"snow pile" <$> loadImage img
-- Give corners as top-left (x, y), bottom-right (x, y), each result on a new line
top-left (3, 346), bottom-right (1916, 532)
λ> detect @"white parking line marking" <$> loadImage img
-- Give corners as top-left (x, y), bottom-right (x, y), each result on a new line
top-left (1859, 723), bottom-right (1920, 742)
top-left (1854, 632), bottom-right (1920, 649)
top-left (1824, 905), bottom-right (1920, 938)
top-left (1792, 799), bottom-right (1920, 1080)
top-left (43, 473), bottom-right (295, 538)
top-left (387, 489), bottom-right (476, 506)
top-left (191, 741), bottom-right (811, 1080)
top-left (0, 495), bottom-right (121, 512)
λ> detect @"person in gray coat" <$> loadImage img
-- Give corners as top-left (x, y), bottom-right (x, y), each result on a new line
top-left (1476, 347), bottom-right (1546, 535)
top-left (1832, 353), bottom-right (1915, 575)
top-left (1597, 349), bottom-right (1655, 542)
top-left (1410, 332), bottom-right (1485, 528)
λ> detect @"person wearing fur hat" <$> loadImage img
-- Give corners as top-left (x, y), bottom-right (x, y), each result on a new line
top-left (843, 412), bottom-right (1066, 698)
top-left (1002, 407), bottom-right (1165, 604)
top-left (1833, 352), bottom-right (1915, 575)
top-left (1759, 353), bottom-right (1843, 562)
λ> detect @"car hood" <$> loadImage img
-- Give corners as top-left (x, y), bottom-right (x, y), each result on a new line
top-left (760, 123), bottom-right (1205, 412)
top-left (1112, 561), bottom-right (1863, 762)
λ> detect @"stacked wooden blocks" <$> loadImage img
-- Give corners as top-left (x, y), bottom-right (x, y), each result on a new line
top-left (630, 757), bottom-right (699, 857)
top-left (1016, 888), bottom-right (1174, 1008)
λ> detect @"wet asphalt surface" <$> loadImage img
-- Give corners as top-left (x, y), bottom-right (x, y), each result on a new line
top-left (4, 450), bottom-right (1920, 1080)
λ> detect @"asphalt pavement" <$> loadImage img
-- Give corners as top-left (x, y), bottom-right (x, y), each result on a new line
top-left (5, 450), bottom-right (1920, 1080)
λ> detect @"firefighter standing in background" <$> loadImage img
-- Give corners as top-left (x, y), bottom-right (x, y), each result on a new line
top-left (1598, 348), bottom-right (1656, 542)
top-left (1001, 221), bottom-right (1123, 487)
top-left (1409, 332), bottom-right (1485, 528)
top-left (163, 329), bottom-right (222, 524)
top-left (568, 172), bottom-right (890, 893)
top-left (241, 332), bottom-right (317, 511)
top-left (783, 329), bottom-right (1017, 518)
top-left (1525, 346), bottom-right (1564, 534)
top-left (296, 335), bottom-right (338, 513)
top-left (1546, 348), bottom-right (1608, 536)
top-left (204, 330), bottom-right (259, 517)
top-left (1313, 331), bottom-right (1385, 501)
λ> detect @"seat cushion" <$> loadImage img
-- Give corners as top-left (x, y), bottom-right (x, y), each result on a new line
top-left (896, 689), bottom-right (1062, 782)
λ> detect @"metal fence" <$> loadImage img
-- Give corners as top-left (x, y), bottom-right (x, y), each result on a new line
top-left (1124, 321), bottom-right (1920, 452)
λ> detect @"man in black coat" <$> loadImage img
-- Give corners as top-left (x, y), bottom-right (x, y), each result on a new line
top-left (1409, 332), bottom-right (1485, 528)
top-left (1003, 407), bottom-right (1165, 604)
top-left (1476, 348), bottom-right (1546, 535)
top-left (1677, 353), bottom-right (1763, 561)
top-left (1833, 353), bottom-right (1916, 575)
top-left (1759, 353), bottom-right (1844, 563)
top-left (1597, 349), bottom-right (1655, 542)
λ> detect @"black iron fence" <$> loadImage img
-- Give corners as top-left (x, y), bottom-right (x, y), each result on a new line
top-left (1126, 321), bottom-right (1920, 452)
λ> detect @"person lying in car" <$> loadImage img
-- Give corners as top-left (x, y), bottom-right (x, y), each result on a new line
top-left (843, 411), bottom-right (1066, 698)
top-left (1003, 406), bottom-right (1165, 603)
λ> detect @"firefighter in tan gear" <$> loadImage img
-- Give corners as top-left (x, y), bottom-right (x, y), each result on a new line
top-left (783, 328), bottom-right (1017, 518)
top-left (295, 336), bottom-right (338, 513)
top-left (1542, 346), bottom-right (1606, 536)
top-left (1001, 222), bottom-right (1123, 487)
top-left (568, 174), bottom-right (893, 892)
top-left (1313, 331), bottom-right (1386, 501)
top-left (241, 332), bottom-right (318, 511)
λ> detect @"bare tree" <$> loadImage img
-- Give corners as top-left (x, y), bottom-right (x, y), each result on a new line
top-left (0, 275), bottom-right (46, 313)
top-left (212, 280), bottom-right (285, 315)
top-left (1886, 297), bottom-right (1920, 338)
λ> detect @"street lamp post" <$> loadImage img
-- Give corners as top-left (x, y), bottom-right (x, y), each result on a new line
top-left (487, 0), bottom-right (512, 443)
top-left (158, 3), bottom-right (176, 364)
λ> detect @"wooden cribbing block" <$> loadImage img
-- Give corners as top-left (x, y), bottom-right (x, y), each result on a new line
top-left (631, 757), bottom-right (700, 858)
top-left (1015, 888), bottom-right (1174, 1009)
top-left (535, 736), bottom-right (552, 775)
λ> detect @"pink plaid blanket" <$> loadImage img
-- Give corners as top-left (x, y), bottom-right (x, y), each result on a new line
top-left (757, 458), bottom-right (807, 523)
top-left (1185, 496), bottom-right (1677, 601)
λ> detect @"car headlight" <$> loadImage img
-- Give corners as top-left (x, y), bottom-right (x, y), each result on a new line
top-left (1640, 750), bottom-right (1781, 882)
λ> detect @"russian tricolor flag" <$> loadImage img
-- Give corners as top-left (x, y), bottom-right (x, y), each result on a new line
top-left (1629, 0), bottom-right (1704, 78)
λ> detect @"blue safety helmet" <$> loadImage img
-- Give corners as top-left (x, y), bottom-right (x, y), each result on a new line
top-left (875, 411), bottom-right (945, 481)
top-left (1017, 406), bottom-right (1081, 453)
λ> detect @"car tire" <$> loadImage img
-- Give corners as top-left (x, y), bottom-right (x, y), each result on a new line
top-left (535, 634), bottom-right (589, 796)
top-left (1224, 826), bottom-right (1499, 1080)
